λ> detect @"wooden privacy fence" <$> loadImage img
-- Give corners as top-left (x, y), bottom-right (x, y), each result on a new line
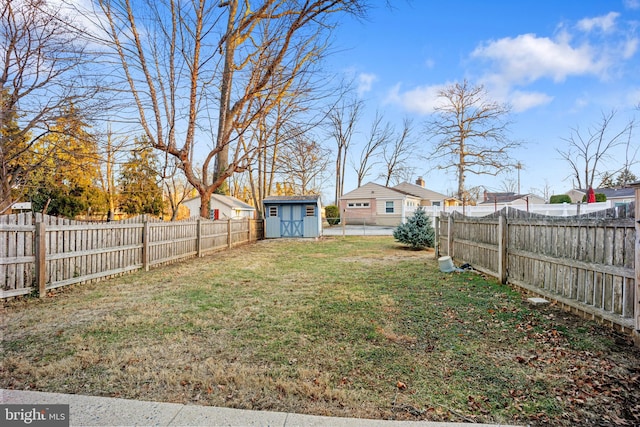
top-left (1, 213), bottom-right (264, 299)
top-left (436, 203), bottom-right (637, 336)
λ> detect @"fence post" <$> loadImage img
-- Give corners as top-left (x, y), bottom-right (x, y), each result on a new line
top-left (632, 181), bottom-right (640, 346)
top-left (196, 218), bottom-right (202, 257)
top-left (227, 219), bottom-right (232, 248)
top-left (447, 215), bottom-right (454, 257)
top-left (498, 213), bottom-right (508, 284)
top-left (34, 221), bottom-right (46, 298)
top-left (434, 216), bottom-right (440, 257)
top-left (142, 221), bottom-right (150, 271)
top-left (247, 218), bottom-right (251, 242)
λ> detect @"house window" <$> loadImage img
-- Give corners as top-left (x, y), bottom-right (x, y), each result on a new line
top-left (347, 202), bottom-right (370, 208)
top-left (385, 201), bottom-right (394, 213)
top-left (432, 201), bottom-right (441, 207)
top-left (269, 206), bottom-right (278, 217)
top-left (305, 205), bottom-right (315, 216)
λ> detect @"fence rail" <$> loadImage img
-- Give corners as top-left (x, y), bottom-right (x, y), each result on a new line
top-left (1, 213), bottom-right (264, 298)
top-left (437, 203), bottom-right (637, 334)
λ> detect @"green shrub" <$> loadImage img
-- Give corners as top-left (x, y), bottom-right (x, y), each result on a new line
top-left (549, 194), bottom-right (571, 204)
top-left (393, 207), bottom-right (435, 249)
top-left (325, 205), bottom-right (340, 225)
top-left (582, 193), bottom-right (607, 202)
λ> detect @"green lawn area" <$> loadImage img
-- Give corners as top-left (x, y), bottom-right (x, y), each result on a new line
top-left (2, 236), bottom-right (639, 426)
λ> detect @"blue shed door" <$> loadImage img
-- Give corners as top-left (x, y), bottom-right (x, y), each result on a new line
top-left (280, 205), bottom-right (304, 237)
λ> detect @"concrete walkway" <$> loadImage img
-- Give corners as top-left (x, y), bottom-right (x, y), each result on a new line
top-left (2, 389), bottom-right (523, 427)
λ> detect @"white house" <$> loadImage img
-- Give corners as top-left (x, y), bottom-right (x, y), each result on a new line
top-left (183, 194), bottom-right (256, 220)
top-left (339, 182), bottom-right (422, 226)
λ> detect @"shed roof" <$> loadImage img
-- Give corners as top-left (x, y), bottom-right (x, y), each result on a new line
top-left (263, 195), bottom-right (321, 204)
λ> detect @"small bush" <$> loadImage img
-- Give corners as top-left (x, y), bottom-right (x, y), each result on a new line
top-left (393, 207), bottom-right (435, 249)
top-left (325, 205), bottom-right (340, 225)
top-left (549, 194), bottom-right (571, 204)
top-left (582, 193), bottom-right (607, 202)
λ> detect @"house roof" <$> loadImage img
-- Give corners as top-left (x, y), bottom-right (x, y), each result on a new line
top-left (212, 194), bottom-right (255, 210)
top-left (393, 182), bottom-right (452, 200)
top-left (571, 187), bottom-right (635, 200)
top-left (184, 194), bottom-right (255, 211)
top-left (263, 195), bottom-right (321, 204)
top-left (340, 182), bottom-right (420, 199)
top-left (479, 192), bottom-right (543, 205)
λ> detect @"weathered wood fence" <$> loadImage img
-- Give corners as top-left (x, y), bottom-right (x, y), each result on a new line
top-left (437, 202), bottom-right (638, 338)
top-left (1, 213), bottom-right (264, 299)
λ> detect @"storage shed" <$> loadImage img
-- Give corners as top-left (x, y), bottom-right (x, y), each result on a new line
top-left (263, 195), bottom-right (322, 238)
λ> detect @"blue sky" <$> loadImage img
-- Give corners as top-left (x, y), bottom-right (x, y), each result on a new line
top-left (327, 0), bottom-right (640, 198)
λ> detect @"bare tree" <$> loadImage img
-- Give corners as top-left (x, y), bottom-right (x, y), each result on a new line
top-left (498, 178), bottom-right (518, 193)
top-left (162, 161), bottom-right (194, 221)
top-left (276, 132), bottom-right (330, 195)
top-left (557, 110), bottom-right (635, 190)
top-left (530, 179), bottom-right (553, 202)
top-left (94, 0), bottom-right (366, 218)
top-left (353, 111), bottom-right (392, 187)
top-left (98, 126), bottom-right (127, 221)
top-left (327, 96), bottom-right (362, 204)
top-left (380, 118), bottom-right (416, 186)
top-left (425, 79), bottom-right (521, 201)
top-left (1, 0), bottom-right (101, 212)
top-left (244, 69), bottom-right (322, 218)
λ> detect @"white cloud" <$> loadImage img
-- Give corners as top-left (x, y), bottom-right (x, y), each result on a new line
top-left (577, 12), bottom-right (620, 33)
top-left (624, 87), bottom-right (640, 106)
top-left (624, 0), bottom-right (640, 10)
top-left (508, 91), bottom-right (554, 112)
top-left (357, 73), bottom-right (377, 96)
top-left (471, 33), bottom-right (604, 85)
top-left (48, 0), bottom-right (105, 32)
top-left (385, 83), bottom-right (447, 114)
top-left (386, 12), bottom-right (638, 116)
top-left (623, 37), bottom-right (639, 59)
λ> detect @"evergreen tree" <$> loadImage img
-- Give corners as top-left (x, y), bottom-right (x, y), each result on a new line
top-left (118, 137), bottom-right (164, 216)
top-left (393, 207), bottom-right (435, 249)
top-left (1, 88), bottom-right (34, 209)
top-left (615, 168), bottom-right (637, 187)
top-left (24, 104), bottom-right (106, 217)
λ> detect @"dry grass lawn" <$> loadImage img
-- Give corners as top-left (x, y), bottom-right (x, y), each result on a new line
top-left (2, 236), bottom-right (639, 426)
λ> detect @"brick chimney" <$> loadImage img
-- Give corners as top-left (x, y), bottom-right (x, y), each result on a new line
top-left (416, 177), bottom-right (425, 187)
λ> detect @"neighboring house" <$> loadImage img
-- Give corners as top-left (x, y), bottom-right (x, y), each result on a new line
top-left (183, 194), bottom-right (256, 220)
top-left (339, 182), bottom-right (422, 226)
top-left (566, 187), bottom-right (635, 205)
top-left (9, 202), bottom-right (32, 213)
top-left (393, 178), bottom-right (461, 209)
top-left (263, 195), bottom-right (322, 238)
top-left (478, 191), bottom-right (546, 207)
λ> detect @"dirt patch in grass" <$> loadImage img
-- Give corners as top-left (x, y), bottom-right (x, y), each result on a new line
top-left (2, 236), bottom-right (639, 426)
